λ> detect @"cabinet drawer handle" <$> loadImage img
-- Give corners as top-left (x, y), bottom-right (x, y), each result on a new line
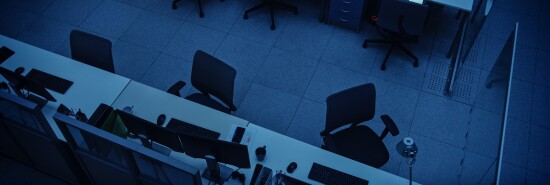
top-left (339, 17), bottom-right (348, 22)
top-left (342, 0), bottom-right (351, 3)
top-left (340, 9), bottom-right (350, 13)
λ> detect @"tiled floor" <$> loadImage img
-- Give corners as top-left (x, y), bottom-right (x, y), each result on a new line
top-left (1, 0), bottom-right (549, 184)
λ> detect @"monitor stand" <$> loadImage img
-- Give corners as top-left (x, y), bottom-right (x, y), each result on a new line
top-left (202, 155), bottom-right (233, 185)
top-left (25, 93), bottom-right (48, 109)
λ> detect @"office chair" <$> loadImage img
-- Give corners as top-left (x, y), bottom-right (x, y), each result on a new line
top-left (172, 0), bottom-right (223, 18)
top-left (184, 50), bottom-right (237, 114)
top-left (243, 0), bottom-right (298, 30)
top-left (362, 0), bottom-right (428, 70)
top-left (321, 83), bottom-right (399, 168)
top-left (70, 30), bottom-right (115, 73)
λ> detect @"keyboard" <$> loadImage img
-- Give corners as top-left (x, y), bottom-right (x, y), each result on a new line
top-left (166, 118), bottom-right (220, 139)
top-left (308, 163), bottom-right (369, 185)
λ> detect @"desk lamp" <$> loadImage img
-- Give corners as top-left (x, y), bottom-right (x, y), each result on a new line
top-left (396, 137), bottom-right (418, 185)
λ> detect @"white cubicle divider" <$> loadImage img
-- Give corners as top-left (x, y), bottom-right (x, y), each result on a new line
top-left (111, 81), bottom-right (249, 140)
top-left (242, 123), bottom-right (418, 185)
top-left (0, 34), bottom-right (131, 140)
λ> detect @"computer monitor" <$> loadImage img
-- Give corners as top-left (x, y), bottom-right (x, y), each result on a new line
top-left (179, 132), bottom-right (251, 169)
top-left (54, 113), bottom-right (203, 185)
top-left (148, 123), bottom-right (185, 153)
top-left (0, 66), bottom-right (56, 102)
top-left (117, 110), bottom-right (185, 153)
top-left (117, 109), bottom-right (158, 138)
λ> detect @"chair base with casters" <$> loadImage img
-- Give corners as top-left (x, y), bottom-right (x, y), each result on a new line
top-left (243, 0), bottom-right (298, 30)
top-left (362, 36), bottom-right (419, 71)
top-left (172, 0), bottom-right (224, 18)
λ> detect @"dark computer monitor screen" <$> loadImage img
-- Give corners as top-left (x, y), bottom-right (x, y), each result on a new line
top-left (117, 110), bottom-right (185, 153)
top-left (179, 133), bottom-right (251, 169)
top-left (117, 110), bottom-right (157, 138)
top-left (0, 67), bottom-right (56, 102)
top-left (148, 124), bottom-right (185, 153)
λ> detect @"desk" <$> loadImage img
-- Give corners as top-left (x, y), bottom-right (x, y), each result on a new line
top-left (111, 81), bottom-right (249, 140)
top-left (0, 34), bottom-right (131, 140)
top-left (240, 123), bottom-right (417, 185)
top-left (428, 0), bottom-right (473, 11)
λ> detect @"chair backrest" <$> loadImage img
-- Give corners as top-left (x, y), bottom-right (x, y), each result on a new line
top-left (323, 83), bottom-right (376, 135)
top-left (377, 0), bottom-right (429, 36)
top-left (191, 50), bottom-right (237, 111)
top-left (70, 30), bottom-right (115, 73)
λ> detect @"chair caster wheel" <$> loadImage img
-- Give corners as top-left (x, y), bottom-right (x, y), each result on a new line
top-left (381, 64), bottom-right (386, 71)
top-left (199, 12), bottom-right (204, 18)
top-left (172, 4), bottom-right (177, 9)
top-left (413, 61), bottom-right (419, 68)
top-left (294, 11), bottom-right (298, 15)
top-left (362, 43), bottom-right (368, 48)
top-left (243, 14), bottom-right (248, 20)
top-left (271, 24), bottom-right (275, 30)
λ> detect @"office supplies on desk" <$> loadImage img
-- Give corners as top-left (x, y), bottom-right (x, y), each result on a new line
top-left (0, 46), bottom-right (15, 64)
top-left (166, 118), bottom-right (221, 139)
top-left (26, 69), bottom-right (73, 94)
top-left (250, 164), bottom-right (273, 185)
top-left (156, 114), bottom-right (166, 126)
top-left (286, 162), bottom-right (297, 173)
top-left (308, 162), bottom-right (369, 185)
top-left (232, 126), bottom-right (246, 143)
top-left (255, 146), bottom-right (266, 161)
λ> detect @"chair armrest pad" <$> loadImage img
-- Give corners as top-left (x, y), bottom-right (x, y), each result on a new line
top-left (381, 115), bottom-right (399, 136)
top-left (167, 81), bottom-right (186, 97)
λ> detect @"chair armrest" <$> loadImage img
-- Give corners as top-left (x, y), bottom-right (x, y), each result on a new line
top-left (167, 81), bottom-right (186, 97)
top-left (380, 115), bottom-right (400, 139)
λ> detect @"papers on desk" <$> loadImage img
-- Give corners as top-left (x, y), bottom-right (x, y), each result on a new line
top-left (409, 0), bottom-right (424, 4)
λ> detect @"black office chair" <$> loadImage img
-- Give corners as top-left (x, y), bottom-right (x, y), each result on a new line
top-left (321, 83), bottom-right (399, 168)
top-left (70, 30), bottom-right (115, 73)
top-left (362, 0), bottom-right (428, 70)
top-left (166, 81), bottom-right (187, 97)
top-left (243, 0), bottom-right (298, 30)
top-left (172, 0), bottom-right (223, 18)
top-left (184, 50), bottom-right (237, 114)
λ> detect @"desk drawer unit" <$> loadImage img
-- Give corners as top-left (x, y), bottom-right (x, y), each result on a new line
top-left (328, 0), bottom-right (365, 30)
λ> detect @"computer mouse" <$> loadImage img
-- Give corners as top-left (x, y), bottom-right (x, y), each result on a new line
top-left (287, 162), bottom-right (297, 173)
top-left (14, 67), bottom-right (24, 74)
top-left (157, 114), bottom-right (166, 126)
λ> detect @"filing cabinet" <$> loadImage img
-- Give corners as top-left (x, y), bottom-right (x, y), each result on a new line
top-left (328, 0), bottom-right (365, 31)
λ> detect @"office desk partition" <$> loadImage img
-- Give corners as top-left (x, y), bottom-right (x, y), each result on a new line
top-left (0, 34), bottom-right (131, 140)
top-left (111, 81), bottom-right (249, 140)
top-left (241, 123), bottom-right (417, 185)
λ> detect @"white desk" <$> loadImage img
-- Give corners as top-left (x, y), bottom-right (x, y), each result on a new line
top-left (0, 35), bottom-right (131, 140)
top-left (111, 81), bottom-right (249, 140)
top-left (428, 0), bottom-right (473, 11)
top-left (241, 123), bottom-right (417, 185)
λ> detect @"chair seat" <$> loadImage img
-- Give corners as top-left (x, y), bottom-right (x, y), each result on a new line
top-left (323, 125), bottom-right (389, 168)
top-left (185, 93), bottom-right (231, 114)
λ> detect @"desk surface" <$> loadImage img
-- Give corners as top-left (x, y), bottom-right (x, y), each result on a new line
top-left (428, 0), bottom-right (473, 11)
top-left (111, 81), bottom-right (249, 140)
top-left (0, 35), bottom-right (131, 140)
top-left (241, 123), bottom-right (417, 185)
